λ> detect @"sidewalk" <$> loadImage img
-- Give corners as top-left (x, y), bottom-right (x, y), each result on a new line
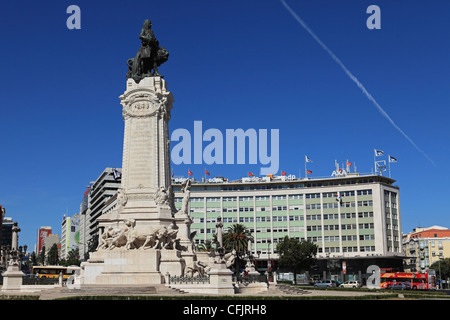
top-left (0, 284), bottom-right (390, 300)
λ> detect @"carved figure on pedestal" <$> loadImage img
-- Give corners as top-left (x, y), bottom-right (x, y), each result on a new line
top-left (97, 227), bottom-right (119, 250)
top-left (161, 221), bottom-right (180, 250)
top-left (224, 249), bottom-right (237, 268)
top-left (118, 221), bottom-right (180, 250)
top-left (185, 260), bottom-right (211, 277)
top-left (109, 219), bottom-right (134, 250)
top-left (117, 189), bottom-right (128, 207)
top-left (175, 178), bottom-right (191, 218)
top-left (155, 186), bottom-right (170, 206)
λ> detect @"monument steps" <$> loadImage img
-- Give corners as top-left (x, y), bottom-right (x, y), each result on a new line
top-left (275, 284), bottom-right (311, 295)
top-left (38, 284), bottom-right (188, 300)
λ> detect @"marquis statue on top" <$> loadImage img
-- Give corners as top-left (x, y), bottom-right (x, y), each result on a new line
top-left (126, 19), bottom-right (169, 83)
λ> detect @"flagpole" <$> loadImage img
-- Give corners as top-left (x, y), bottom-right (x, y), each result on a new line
top-left (373, 149), bottom-right (376, 174)
top-left (305, 157), bottom-right (307, 179)
top-left (388, 157), bottom-right (391, 178)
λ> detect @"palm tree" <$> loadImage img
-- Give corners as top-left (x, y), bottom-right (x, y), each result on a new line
top-left (198, 239), bottom-right (214, 252)
top-left (223, 224), bottom-right (253, 252)
top-left (223, 224), bottom-right (253, 275)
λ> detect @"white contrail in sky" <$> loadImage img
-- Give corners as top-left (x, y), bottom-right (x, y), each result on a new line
top-left (280, 0), bottom-right (435, 166)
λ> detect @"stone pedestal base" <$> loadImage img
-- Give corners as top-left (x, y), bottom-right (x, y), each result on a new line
top-left (159, 250), bottom-right (185, 277)
top-left (81, 249), bottom-right (185, 285)
top-left (1, 265), bottom-right (24, 291)
top-left (207, 263), bottom-right (235, 295)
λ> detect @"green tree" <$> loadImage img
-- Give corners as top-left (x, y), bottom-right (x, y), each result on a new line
top-left (276, 236), bottom-right (318, 284)
top-left (47, 244), bottom-right (59, 265)
top-left (38, 245), bottom-right (46, 265)
top-left (430, 258), bottom-right (450, 282)
top-left (60, 248), bottom-right (81, 266)
top-left (30, 251), bottom-right (38, 266)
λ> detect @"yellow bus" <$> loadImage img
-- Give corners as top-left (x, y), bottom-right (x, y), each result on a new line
top-left (32, 265), bottom-right (81, 279)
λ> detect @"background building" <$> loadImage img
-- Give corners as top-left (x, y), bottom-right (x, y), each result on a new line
top-left (80, 167), bottom-right (121, 260)
top-left (36, 226), bottom-right (52, 254)
top-left (43, 233), bottom-right (61, 259)
top-left (1, 217), bottom-right (14, 248)
top-left (60, 213), bottom-right (80, 259)
top-left (79, 184), bottom-right (90, 260)
top-left (173, 171), bottom-right (403, 281)
top-left (0, 205), bottom-right (4, 245)
top-left (403, 226), bottom-right (450, 272)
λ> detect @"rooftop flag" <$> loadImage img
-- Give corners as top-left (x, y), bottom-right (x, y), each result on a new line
top-left (112, 168), bottom-right (122, 180)
top-left (389, 155), bottom-right (398, 163)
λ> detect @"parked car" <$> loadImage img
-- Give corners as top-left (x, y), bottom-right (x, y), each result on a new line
top-left (340, 280), bottom-right (361, 288)
top-left (313, 280), bottom-right (336, 288)
top-left (387, 282), bottom-right (412, 290)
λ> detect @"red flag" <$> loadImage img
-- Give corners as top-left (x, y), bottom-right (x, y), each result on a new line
top-left (307, 170), bottom-right (312, 174)
top-left (248, 172), bottom-right (254, 177)
top-left (346, 161), bottom-right (352, 166)
top-left (281, 171), bottom-right (287, 176)
top-left (205, 169), bottom-right (210, 176)
top-left (188, 170), bottom-right (193, 176)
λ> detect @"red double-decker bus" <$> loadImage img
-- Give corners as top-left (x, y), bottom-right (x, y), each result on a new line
top-left (380, 268), bottom-right (436, 290)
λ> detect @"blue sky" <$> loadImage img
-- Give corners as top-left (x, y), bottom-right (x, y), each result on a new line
top-left (0, 0), bottom-right (449, 250)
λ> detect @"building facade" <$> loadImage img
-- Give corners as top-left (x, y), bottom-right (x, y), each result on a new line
top-left (36, 226), bottom-right (52, 254)
top-left (43, 234), bottom-right (60, 259)
top-left (60, 213), bottom-right (80, 259)
top-left (173, 173), bottom-right (404, 279)
top-left (1, 217), bottom-right (14, 248)
top-left (403, 226), bottom-right (450, 272)
top-left (80, 167), bottom-right (121, 260)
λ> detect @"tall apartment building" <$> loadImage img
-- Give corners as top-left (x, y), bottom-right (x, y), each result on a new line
top-left (36, 226), bottom-right (52, 254)
top-left (60, 213), bottom-right (80, 259)
top-left (173, 172), bottom-right (403, 278)
top-left (403, 226), bottom-right (450, 272)
top-left (79, 167), bottom-right (121, 259)
top-left (1, 217), bottom-right (14, 248)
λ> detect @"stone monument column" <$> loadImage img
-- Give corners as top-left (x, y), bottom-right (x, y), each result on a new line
top-left (113, 76), bottom-right (174, 227)
top-left (11, 222), bottom-right (20, 251)
top-left (2, 222), bottom-right (24, 291)
top-left (80, 20), bottom-right (187, 286)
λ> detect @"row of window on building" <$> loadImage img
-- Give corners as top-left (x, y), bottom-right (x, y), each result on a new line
top-left (179, 189), bottom-right (374, 203)
top-left (192, 211), bottom-right (374, 224)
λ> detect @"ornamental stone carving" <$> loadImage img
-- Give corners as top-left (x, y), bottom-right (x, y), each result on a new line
top-left (120, 91), bottom-right (172, 120)
top-left (184, 260), bottom-right (212, 277)
top-left (97, 219), bottom-right (181, 251)
top-left (155, 186), bottom-right (170, 206)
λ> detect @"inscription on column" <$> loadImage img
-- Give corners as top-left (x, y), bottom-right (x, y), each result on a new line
top-left (127, 118), bottom-right (153, 188)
